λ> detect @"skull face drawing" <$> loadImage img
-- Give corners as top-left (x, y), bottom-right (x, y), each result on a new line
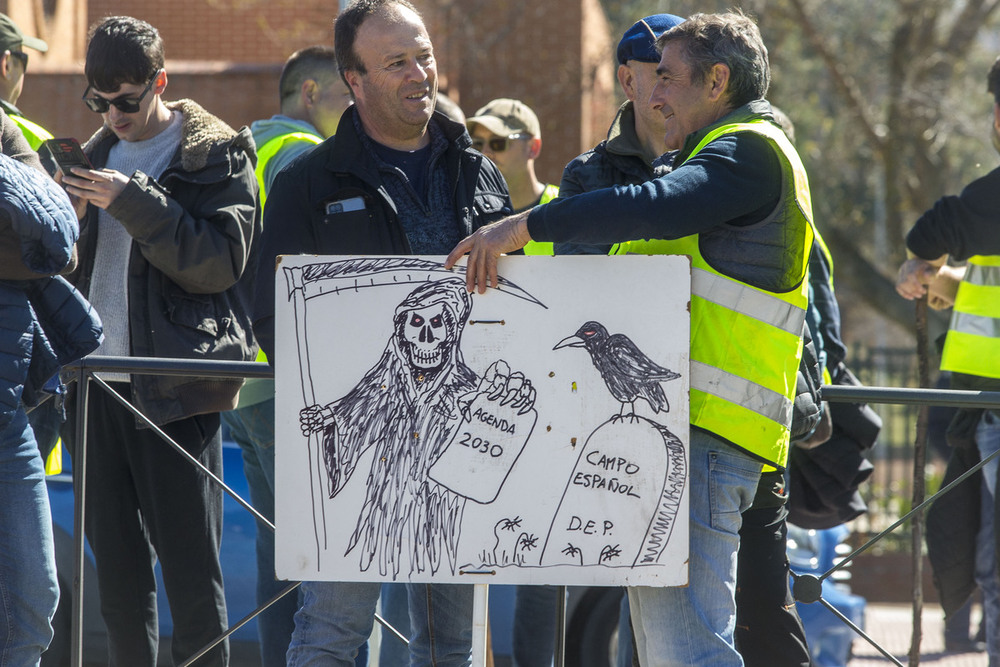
top-left (400, 304), bottom-right (456, 371)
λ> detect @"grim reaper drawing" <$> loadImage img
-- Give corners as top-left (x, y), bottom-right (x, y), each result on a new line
top-left (299, 277), bottom-right (534, 578)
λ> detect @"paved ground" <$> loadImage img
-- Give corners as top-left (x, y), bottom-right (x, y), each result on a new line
top-left (848, 603), bottom-right (988, 666)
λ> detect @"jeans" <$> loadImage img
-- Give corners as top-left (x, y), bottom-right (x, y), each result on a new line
top-left (26, 398), bottom-right (62, 466)
top-left (975, 410), bottom-right (1000, 667)
top-left (0, 408), bottom-right (58, 666)
top-left (379, 583), bottom-right (411, 666)
top-left (628, 429), bottom-right (761, 667)
top-left (511, 585), bottom-right (559, 667)
top-left (287, 581), bottom-right (473, 666)
top-left (221, 397), bottom-right (299, 667)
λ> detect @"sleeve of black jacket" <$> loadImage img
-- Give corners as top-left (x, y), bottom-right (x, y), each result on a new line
top-left (906, 166), bottom-right (1000, 262)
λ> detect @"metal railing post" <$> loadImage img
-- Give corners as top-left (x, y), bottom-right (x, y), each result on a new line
top-left (70, 364), bottom-right (89, 667)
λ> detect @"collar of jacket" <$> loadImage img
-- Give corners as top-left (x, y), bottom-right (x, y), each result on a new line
top-left (676, 99), bottom-right (775, 164)
top-left (323, 105), bottom-right (473, 186)
top-left (0, 98), bottom-right (22, 118)
top-left (603, 101), bottom-right (677, 172)
top-left (82, 98), bottom-right (255, 175)
top-left (605, 101), bottom-right (648, 161)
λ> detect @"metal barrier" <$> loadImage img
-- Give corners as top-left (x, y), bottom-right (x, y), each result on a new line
top-left (62, 356), bottom-right (407, 667)
top-left (801, 383), bottom-right (1000, 666)
top-left (57, 356), bottom-right (1000, 666)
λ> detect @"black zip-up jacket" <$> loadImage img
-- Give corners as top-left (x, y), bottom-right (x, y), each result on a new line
top-left (252, 106), bottom-right (511, 361)
top-left (74, 99), bottom-right (260, 425)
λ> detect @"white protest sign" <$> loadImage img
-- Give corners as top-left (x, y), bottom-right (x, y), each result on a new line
top-left (274, 255), bottom-right (690, 587)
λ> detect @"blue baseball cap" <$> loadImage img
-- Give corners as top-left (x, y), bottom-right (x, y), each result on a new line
top-left (616, 14), bottom-right (685, 65)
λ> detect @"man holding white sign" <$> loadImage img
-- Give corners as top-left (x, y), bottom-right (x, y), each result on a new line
top-left (447, 10), bottom-right (814, 666)
top-left (251, 0), bottom-right (512, 665)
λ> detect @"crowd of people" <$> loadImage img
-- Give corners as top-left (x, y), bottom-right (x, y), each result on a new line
top-left (1, 1), bottom-right (998, 666)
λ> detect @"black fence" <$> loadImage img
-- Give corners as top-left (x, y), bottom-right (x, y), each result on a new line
top-left (845, 345), bottom-right (950, 551)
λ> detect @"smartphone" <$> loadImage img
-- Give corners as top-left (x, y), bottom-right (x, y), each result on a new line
top-left (41, 137), bottom-right (93, 178)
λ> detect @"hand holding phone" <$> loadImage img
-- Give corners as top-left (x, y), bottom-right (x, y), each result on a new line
top-left (41, 138), bottom-right (94, 179)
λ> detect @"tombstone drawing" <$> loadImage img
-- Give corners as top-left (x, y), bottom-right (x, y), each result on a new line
top-left (541, 322), bottom-right (687, 567)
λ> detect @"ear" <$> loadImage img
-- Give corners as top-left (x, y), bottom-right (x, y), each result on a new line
top-left (0, 50), bottom-right (11, 79)
top-left (344, 69), bottom-right (363, 98)
top-left (153, 69), bottom-right (168, 95)
top-left (617, 64), bottom-right (636, 101)
top-left (301, 79), bottom-right (318, 108)
top-left (994, 102), bottom-right (1000, 133)
top-left (527, 137), bottom-right (542, 160)
top-left (706, 62), bottom-right (730, 103)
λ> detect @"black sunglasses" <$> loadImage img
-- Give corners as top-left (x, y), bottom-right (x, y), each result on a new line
top-left (82, 71), bottom-right (161, 113)
top-left (471, 133), bottom-right (529, 153)
top-left (9, 51), bottom-right (27, 70)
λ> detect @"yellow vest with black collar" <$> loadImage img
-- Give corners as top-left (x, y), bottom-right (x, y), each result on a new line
top-left (611, 120), bottom-right (814, 468)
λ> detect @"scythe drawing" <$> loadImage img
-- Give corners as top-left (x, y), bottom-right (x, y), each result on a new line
top-left (281, 257), bottom-right (545, 571)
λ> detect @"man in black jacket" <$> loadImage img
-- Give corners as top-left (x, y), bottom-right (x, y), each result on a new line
top-left (897, 56), bottom-right (1000, 664)
top-left (252, 1), bottom-right (510, 665)
top-left (60, 16), bottom-right (258, 667)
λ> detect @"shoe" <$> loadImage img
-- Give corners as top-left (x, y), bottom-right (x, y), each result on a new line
top-left (944, 638), bottom-right (987, 653)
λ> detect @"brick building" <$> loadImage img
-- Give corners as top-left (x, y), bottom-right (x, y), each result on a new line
top-left (4, 0), bottom-right (616, 184)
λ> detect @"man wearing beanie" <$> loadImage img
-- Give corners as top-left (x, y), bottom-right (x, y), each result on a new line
top-left (555, 14), bottom-right (681, 257)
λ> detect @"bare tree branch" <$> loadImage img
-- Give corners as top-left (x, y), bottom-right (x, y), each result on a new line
top-left (785, 0), bottom-right (886, 153)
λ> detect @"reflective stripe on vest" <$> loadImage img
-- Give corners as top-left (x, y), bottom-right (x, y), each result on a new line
top-left (255, 131), bottom-right (323, 207)
top-left (10, 114), bottom-right (53, 151)
top-left (941, 255), bottom-right (1000, 378)
top-left (523, 183), bottom-right (560, 256)
top-left (610, 120), bottom-right (813, 467)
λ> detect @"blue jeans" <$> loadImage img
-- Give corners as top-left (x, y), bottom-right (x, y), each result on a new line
top-left (0, 408), bottom-right (58, 666)
top-left (26, 398), bottom-right (62, 465)
top-left (511, 585), bottom-right (559, 667)
top-left (287, 581), bottom-right (473, 666)
top-left (221, 397), bottom-right (299, 667)
top-left (628, 430), bottom-right (761, 667)
top-left (975, 410), bottom-right (1000, 667)
top-left (379, 583), bottom-right (411, 666)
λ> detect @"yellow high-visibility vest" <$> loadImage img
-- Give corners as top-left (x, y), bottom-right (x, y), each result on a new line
top-left (523, 184), bottom-right (559, 256)
top-left (611, 120), bottom-right (814, 468)
top-left (255, 131), bottom-right (323, 208)
top-left (9, 113), bottom-right (53, 151)
top-left (941, 255), bottom-right (1000, 378)
top-left (253, 130), bottom-right (323, 363)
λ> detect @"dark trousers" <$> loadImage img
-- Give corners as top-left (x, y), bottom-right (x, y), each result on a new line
top-left (79, 382), bottom-right (228, 666)
top-left (735, 470), bottom-right (811, 667)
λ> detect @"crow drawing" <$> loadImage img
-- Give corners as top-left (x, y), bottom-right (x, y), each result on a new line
top-left (555, 321), bottom-right (681, 420)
